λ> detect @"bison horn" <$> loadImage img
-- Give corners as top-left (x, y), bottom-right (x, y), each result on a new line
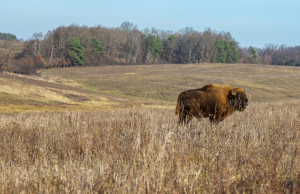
top-left (230, 89), bottom-right (237, 95)
top-left (228, 89), bottom-right (236, 99)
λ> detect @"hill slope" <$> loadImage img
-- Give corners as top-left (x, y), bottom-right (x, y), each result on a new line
top-left (1, 63), bottom-right (300, 113)
top-left (0, 73), bottom-right (119, 113)
top-left (43, 63), bottom-right (300, 102)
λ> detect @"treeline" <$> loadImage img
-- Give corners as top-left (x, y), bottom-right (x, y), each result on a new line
top-left (1, 22), bottom-right (300, 74)
top-left (240, 44), bottom-right (300, 66)
top-left (0, 32), bottom-right (17, 41)
top-left (9, 22), bottom-right (242, 73)
top-left (26, 23), bottom-right (240, 67)
top-left (260, 44), bottom-right (300, 66)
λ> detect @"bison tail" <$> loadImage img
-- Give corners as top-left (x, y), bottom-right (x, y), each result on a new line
top-left (175, 100), bottom-right (180, 115)
top-left (175, 94), bottom-right (183, 115)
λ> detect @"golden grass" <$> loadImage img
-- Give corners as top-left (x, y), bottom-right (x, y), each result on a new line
top-left (1, 64), bottom-right (299, 192)
top-left (0, 73), bottom-right (119, 113)
top-left (0, 40), bottom-right (24, 53)
top-left (1, 63), bottom-right (300, 113)
top-left (42, 63), bottom-right (300, 105)
top-left (0, 100), bottom-right (299, 193)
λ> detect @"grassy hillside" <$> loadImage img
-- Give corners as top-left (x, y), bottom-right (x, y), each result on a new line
top-left (1, 63), bottom-right (300, 113)
top-left (42, 63), bottom-right (300, 103)
top-left (0, 40), bottom-right (24, 57)
top-left (1, 63), bottom-right (300, 192)
top-left (0, 73), bottom-right (119, 113)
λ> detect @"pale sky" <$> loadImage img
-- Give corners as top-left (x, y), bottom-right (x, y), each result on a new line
top-left (1, 0), bottom-right (300, 48)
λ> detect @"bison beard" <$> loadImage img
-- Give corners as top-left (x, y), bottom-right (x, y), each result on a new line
top-left (175, 84), bottom-right (248, 124)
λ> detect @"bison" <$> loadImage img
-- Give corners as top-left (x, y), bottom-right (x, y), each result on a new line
top-left (175, 84), bottom-right (248, 124)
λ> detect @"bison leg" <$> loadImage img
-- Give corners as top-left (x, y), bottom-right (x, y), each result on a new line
top-left (178, 111), bottom-right (186, 124)
top-left (178, 106), bottom-right (187, 124)
top-left (209, 117), bottom-right (221, 125)
top-left (209, 111), bottom-right (227, 124)
top-left (178, 106), bottom-right (193, 125)
top-left (209, 116), bottom-right (216, 123)
top-left (185, 113), bottom-right (193, 124)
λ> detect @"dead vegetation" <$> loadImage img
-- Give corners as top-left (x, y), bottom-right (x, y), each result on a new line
top-left (0, 72), bottom-right (118, 113)
top-left (0, 64), bottom-right (300, 192)
top-left (1, 63), bottom-right (300, 113)
top-left (0, 100), bottom-right (299, 193)
top-left (42, 63), bottom-right (300, 105)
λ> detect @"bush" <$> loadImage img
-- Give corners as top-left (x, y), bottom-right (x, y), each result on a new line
top-left (12, 55), bottom-right (37, 75)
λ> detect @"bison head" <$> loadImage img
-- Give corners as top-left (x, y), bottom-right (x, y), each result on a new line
top-left (228, 89), bottom-right (248, 111)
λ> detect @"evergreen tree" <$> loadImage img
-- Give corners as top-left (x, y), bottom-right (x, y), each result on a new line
top-left (226, 41), bottom-right (239, 63)
top-left (215, 39), bottom-right (239, 63)
top-left (143, 35), bottom-right (163, 63)
top-left (163, 35), bottom-right (176, 62)
top-left (69, 37), bottom-right (85, 66)
top-left (154, 36), bottom-right (163, 59)
top-left (215, 39), bottom-right (227, 63)
top-left (90, 37), bottom-right (105, 55)
top-left (144, 35), bottom-right (155, 54)
top-left (250, 47), bottom-right (257, 63)
top-left (0, 32), bottom-right (17, 41)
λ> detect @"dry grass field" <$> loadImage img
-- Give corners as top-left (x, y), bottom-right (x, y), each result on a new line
top-left (1, 63), bottom-right (300, 112)
top-left (0, 40), bottom-right (24, 53)
top-left (0, 73), bottom-right (119, 113)
top-left (43, 63), bottom-right (300, 105)
top-left (1, 63), bottom-right (300, 192)
top-left (0, 101), bottom-right (299, 193)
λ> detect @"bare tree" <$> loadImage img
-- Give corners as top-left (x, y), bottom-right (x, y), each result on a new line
top-left (32, 32), bottom-right (43, 56)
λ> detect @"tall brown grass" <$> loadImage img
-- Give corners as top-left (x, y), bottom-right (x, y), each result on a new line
top-left (0, 100), bottom-right (299, 193)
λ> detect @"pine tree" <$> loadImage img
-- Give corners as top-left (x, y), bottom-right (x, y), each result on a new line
top-left (215, 39), bottom-right (239, 63)
top-left (143, 35), bottom-right (163, 63)
top-left (215, 39), bottom-right (227, 63)
top-left (90, 37), bottom-right (105, 55)
top-left (250, 47), bottom-right (257, 63)
top-left (163, 35), bottom-right (176, 62)
top-left (69, 37), bottom-right (85, 66)
top-left (226, 41), bottom-right (239, 63)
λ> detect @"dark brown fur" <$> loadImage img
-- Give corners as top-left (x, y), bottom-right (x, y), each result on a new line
top-left (175, 84), bottom-right (248, 124)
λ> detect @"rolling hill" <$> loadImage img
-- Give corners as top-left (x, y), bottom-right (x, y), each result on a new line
top-left (1, 63), bottom-right (300, 113)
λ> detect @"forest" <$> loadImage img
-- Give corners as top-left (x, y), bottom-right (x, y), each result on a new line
top-left (0, 22), bottom-right (300, 74)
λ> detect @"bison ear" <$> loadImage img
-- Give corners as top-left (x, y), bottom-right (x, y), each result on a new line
top-left (228, 89), bottom-right (236, 99)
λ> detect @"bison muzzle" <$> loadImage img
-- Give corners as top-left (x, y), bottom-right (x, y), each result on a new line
top-left (175, 84), bottom-right (248, 124)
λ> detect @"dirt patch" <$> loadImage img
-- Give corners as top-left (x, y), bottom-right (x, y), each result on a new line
top-left (64, 94), bottom-right (90, 102)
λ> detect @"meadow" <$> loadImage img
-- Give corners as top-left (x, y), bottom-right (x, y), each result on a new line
top-left (0, 63), bottom-right (300, 192)
top-left (42, 63), bottom-right (300, 104)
